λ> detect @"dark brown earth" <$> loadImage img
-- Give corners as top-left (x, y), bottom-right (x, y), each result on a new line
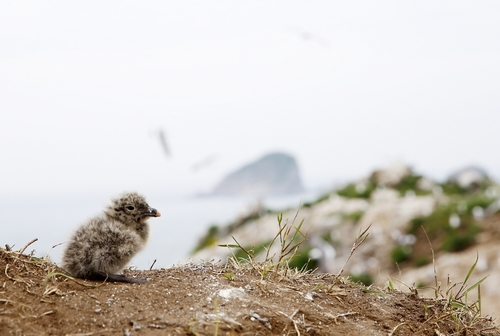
top-left (1, 247), bottom-right (499, 336)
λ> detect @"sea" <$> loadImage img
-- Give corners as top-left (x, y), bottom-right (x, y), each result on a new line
top-left (1, 191), bottom-right (320, 270)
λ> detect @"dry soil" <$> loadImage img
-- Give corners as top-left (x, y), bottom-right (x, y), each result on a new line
top-left (0, 247), bottom-right (499, 336)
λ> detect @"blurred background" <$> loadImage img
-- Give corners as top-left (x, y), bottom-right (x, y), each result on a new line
top-left (1, 2), bottom-right (500, 273)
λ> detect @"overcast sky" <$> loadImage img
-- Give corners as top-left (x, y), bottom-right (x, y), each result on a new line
top-left (1, 1), bottom-right (500, 199)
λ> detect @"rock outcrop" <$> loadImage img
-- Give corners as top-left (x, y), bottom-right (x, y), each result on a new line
top-left (448, 166), bottom-right (489, 189)
top-left (194, 163), bottom-right (500, 316)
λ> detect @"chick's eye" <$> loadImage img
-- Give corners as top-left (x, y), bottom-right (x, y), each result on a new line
top-left (126, 206), bottom-right (135, 211)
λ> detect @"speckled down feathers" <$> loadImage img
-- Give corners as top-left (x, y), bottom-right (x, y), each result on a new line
top-left (62, 192), bottom-right (159, 280)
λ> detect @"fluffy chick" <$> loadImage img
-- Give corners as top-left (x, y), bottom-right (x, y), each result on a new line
top-left (62, 192), bottom-right (161, 283)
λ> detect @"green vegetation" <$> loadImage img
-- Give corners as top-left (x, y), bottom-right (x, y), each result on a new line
top-left (390, 245), bottom-right (412, 264)
top-left (401, 209), bottom-right (477, 267)
top-left (192, 206), bottom-right (274, 254)
top-left (394, 173), bottom-right (433, 196)
top-left (464, 193), bottom-right (496, 212)
top-left (335, 171), bottom-right (432, 198)
top-left (441, 225), bottom-right (480, 252)
top-left (414, 255), bottom-right (430, 267)
top-left (392, 188), bottom-right (495, 266)
top-left (440, 181), bottom-right (468, 195)
top-left (408, 209), bottom-right (478, 252)
top-left (302, 192), bottom-right (332, 208)
top-left (287, 248), bottom-right (319, 271)
top-left (343, 210), bottom-right (364, 223)
top-left (350, 273), bottom-right (374, 286)
top-left (440, 176), bottom-right (493, 196)
top-left (192, 225), bottom-right (219, 253)
top-left (396, 173), bottom-right (421, 195)
top-left (336, 182), bottom-right (376, 199)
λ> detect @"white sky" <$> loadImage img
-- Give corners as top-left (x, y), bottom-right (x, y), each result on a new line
top-left (1, 1), bottom-right (500, 198)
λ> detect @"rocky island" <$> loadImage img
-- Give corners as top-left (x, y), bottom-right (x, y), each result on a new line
top-left (211, 152), bottom-right (304, 197)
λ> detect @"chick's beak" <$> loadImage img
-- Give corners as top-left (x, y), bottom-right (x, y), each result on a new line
top-left (146, 207), bottom-right (161, 217)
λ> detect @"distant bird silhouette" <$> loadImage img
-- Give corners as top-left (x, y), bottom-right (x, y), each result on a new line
top-left (61, 192), bottom-right (161, 283)
top-left (192, 154), bottom-right (218, 172)
top-left (287, 26), bottom-right (331, 48)
top-left (157, 129), bottom-right (171, 157)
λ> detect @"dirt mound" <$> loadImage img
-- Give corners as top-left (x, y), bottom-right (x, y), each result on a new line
top-left (0, 247), bottom-right (498, 336)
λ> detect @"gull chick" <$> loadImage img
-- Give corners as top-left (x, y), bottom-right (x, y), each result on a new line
top-left (62, 192), bottom-right (161, 283)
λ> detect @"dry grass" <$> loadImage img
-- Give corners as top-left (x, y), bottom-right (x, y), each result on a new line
top-left (384, 227), bottom-right (494, 335)
top-left (219, 211), bottom-right (309, 281)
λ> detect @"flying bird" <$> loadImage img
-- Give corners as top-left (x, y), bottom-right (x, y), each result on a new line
top-left (157, 129), bottom-right (171, 157)
top-left (192, 154), bottom-right (219, 172)
top-left (287, 26), bottom-right (331, 48)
